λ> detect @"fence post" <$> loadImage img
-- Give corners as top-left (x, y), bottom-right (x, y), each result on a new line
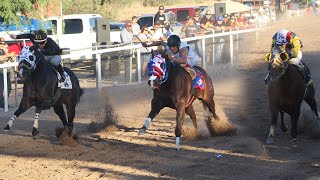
top-left (136, 48), bottom-right (141, 84)
top-left (96, 54), bottom-right (102, 91)
top-left (3, 68), bottom-right (8, 112)
top-left (201, 39), bottom-right (206, 69)
top-left (230, 34), bottom-right (234, 66)
top-left (212, 36), bottom-right (215, 65)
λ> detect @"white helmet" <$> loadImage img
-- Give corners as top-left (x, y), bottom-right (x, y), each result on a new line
top-left (276, 29), bottom-right (291, 45)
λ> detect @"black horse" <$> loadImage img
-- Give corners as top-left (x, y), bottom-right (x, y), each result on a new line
top-left (266, 44), bottom-right (319, 146)
top-left (4, 46), bottom-right (83, 138)
top-left (138, 50), bottom-right (219, 150)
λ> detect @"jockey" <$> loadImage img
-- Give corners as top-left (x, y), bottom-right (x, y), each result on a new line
top-left (165, 35), bottom-right (199, 79)
top-left (265, 29), bottom-right (312, 85)
top-left (10, 30), bottom-right (66, 82)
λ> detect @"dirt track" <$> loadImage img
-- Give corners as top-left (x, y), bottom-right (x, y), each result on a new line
top-left (1, 16), bottom-right (320, 179)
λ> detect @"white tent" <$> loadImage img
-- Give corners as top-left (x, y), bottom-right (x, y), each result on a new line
top-left (201, 0), bottom-right (251, 15)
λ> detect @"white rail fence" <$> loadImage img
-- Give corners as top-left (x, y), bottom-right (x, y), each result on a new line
top-left (1, 28), bottom-right (257, 112)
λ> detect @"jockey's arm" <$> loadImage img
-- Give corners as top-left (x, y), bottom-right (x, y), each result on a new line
top-left (291, 36), bottom-right (301, 58)
top-left (169, 47), bottom-right (188, 64)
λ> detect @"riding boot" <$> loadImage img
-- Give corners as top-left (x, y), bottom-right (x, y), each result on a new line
top-left (55, 64), bottom-right (66, 82)
top-left (301, 62), bottom-right (313, 86)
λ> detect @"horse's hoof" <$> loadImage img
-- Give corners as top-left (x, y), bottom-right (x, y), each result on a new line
top-left (266, 137), bottom-right (274, 144)
top-left (292, 139), bottom-right (297, 147)
top-left (138, 128), bottom-right (146, 135)
top-left (4, 124), bottom-right (10, 131)
top-left (32, 127), bottom-right (40, 137)
top-left (174, 147), bottom-right (180, 151)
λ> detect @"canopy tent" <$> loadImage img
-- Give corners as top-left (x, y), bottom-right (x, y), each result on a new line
top-left (201, 0), bottom-right (251, 15)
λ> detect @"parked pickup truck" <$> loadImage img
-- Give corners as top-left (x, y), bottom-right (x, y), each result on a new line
top-left (2, 14), bottom-right (122, 61)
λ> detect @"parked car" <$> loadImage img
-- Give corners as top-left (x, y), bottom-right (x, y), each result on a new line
top-left (137, 12), bottom-right (176, 28)
top-left (164, 6), bottom-right (202, 24)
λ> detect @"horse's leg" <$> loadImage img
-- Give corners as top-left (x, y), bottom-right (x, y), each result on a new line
top-left (175, 103), bottom-right (186, 150)
top-left (201, 97), bottom-right (219, 120)
top-left (54, 104), bottom-right (68, 126)
top-left (185, 104), bottom-right (197, 130)
top-left (138, 98), bottom-right (163, 135)
top-left (304, 84), bottom-right (319, 120)
top-left (266, 110), bottom-right (279, 144)
top-left (32, 107), bottom-right (43, 137)
top-left (4, 98), bottom-right (33, 131)
top-left (280, 111), bottom-right (288, 132)
top-left (66, 104), bottom-right (76, 136)
top-left (290, 112), bottom-right (301, 146)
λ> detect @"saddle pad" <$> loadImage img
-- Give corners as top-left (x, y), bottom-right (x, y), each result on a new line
top-left (192, 71), bottom-right (205, 90)
top-left (58, 72), bottom-right (72, 89)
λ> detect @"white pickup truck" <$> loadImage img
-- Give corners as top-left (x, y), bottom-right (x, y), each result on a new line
top-left (45, 14), bottom-right (121, 61)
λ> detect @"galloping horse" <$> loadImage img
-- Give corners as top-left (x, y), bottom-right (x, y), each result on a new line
top-left (138, 50), bottom-right (220, 150)
top-left (266, 44), bottom-right (319, 146)
top-left (4, 46), bottom-right (83, 138)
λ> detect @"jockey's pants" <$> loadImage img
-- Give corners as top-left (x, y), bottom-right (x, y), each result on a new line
top-left (43, 55), bottom-right (62, 67)
top-left (290, 50), bottom-right (302, 66)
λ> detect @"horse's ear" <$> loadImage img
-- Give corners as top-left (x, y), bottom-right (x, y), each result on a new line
top-left (151, 49), bottom-right (155, 57)
top-left (29, 45), bottom-right (35, 52)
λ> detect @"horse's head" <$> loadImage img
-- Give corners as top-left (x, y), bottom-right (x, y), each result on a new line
top-left (147, 52), bottom-right (168, 90)
top-left (266, 44), bottom-right (290, 81)
top-left (18, 45), bottom-right (39, 78)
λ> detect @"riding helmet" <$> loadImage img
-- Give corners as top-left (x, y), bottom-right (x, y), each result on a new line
top-left (276, 29), bottom-right (291, 45)
top-left (34, 30), bottom-right (47, 43)
top-left (167, 35), bottom-right (181, 47)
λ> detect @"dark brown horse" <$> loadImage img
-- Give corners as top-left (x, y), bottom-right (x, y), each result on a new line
top-left (266, 44), bottom-right (319, 146)
top-left (4, 46), bottom-right (83, 138)
top-left (138, 50), bottom-right (219, 150)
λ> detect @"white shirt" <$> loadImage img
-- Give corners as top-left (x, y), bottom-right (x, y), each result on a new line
top-left (166, 41), bottom-right (199, 67)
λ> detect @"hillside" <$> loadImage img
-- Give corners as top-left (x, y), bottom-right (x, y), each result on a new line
top-left (63, 0), bottom-right (217, 21)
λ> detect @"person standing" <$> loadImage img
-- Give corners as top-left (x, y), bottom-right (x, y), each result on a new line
top-left (0, 37), bottom-right (14, 108)
top-left (120, 21), bottom-right (134, 83)
top-left (120, 21), bottom-right (134, 43)
top-left (181, 16), bottom-right (203, 59)
top-left (131, 16), bottom-right (141, 36)
top-left (154, 5), bottom-right (166, 27)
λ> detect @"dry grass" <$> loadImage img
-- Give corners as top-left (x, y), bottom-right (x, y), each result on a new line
top-left (63, 0), bottom-right (216, 21)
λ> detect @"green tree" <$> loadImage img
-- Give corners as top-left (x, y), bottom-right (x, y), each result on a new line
top-left (0, 0), bottom-right (53, 25)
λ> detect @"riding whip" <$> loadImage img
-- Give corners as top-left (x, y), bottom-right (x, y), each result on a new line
top-left (134, 35), bottom-right (149, 52)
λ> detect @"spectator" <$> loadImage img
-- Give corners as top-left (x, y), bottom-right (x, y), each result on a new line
top-left (120, 21), bottom-right (134, 43)
top-left (154, 5), bottom-right (166, 26)
top-left (163, 21), bottom-right (175, 38)
top-left (135, 26), bottom-right (152, 77)
top-left (193, 12), bottom-right (201, 26)
top-left (200, 10), bottom-right (214, 34)
top-left (229, 15), bottom-right (239, 30)
top-left (222, 14), bottom-right (230, 27)
top-left (0, 37), bottom-right (14, 108)
top-left (237, 12), bottom-right (247, 30)
top-left (181, 16), bottom-right (204, 58)
top-left (150, 22), bottom-right (167, 42)
top-left (213, 16), bottom-right (226, 33)
top-left (131, 16), bottom-right (140, 36)
top-left (256, 7), bottom-right (270, 28)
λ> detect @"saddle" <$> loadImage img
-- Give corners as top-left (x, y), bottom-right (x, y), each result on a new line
top-left (180, 64), bottom-right (205, 90)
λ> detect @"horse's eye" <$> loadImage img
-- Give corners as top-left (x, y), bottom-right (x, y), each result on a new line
top-left (279, 53), bottom-right (288, 61)
top-left (29, 55), bottom-right (34, 61)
